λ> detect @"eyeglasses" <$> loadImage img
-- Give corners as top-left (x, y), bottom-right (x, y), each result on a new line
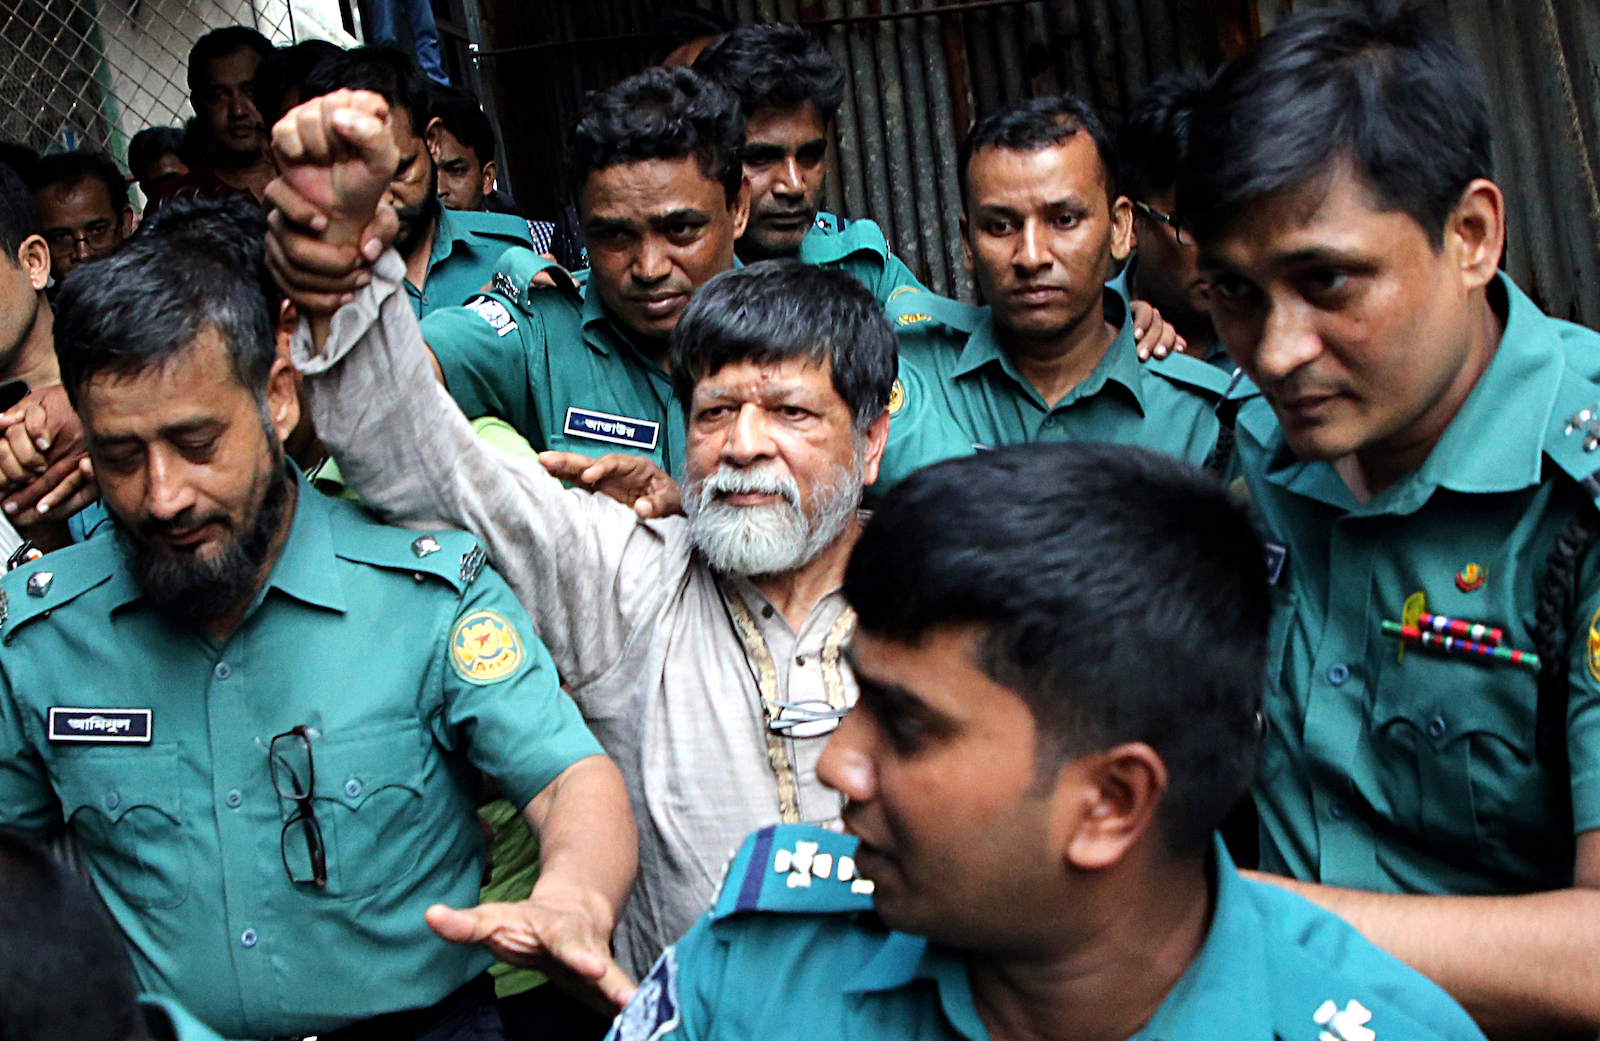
top-left (269, 726), bottom-right (327, 888)
top-left (1134, 201), bottom-right (1197, 246)
top-left (43, 220), bottom-right (119, 255)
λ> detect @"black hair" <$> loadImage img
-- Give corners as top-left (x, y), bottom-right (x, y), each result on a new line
top-left (186, 25), bottom-right (273, 96)
top-left (54, 198), bottom-right (279, 406)
top-left (0, 163), bottom-right (41, 260)
top-left (693, 23), bottom-right (844, 124)
top-left (1118, 71), bottom-right (1211, 205)
top-left (647, 8), bottom-right (737, 66)
top-left (0, 142), bottom-right (39, 182)
top-left (1178, 0), bottom-right (1492, 249)
top-left (179, 117), bottom-right (209, 168)
top-left (847, 443), bottom-right (1271, 856)
top-left (24, 150), bottom-right (130, 215)
top-left (127, 127), bottom-right (187, 184)
top-left (430, 84), bottom-right (498, 166)
top-left (670, 259), bottom-right (896, 431)
top-left (253, 39), bottom-right (345, 126)
top-left (303, 47), bottom-right (431, 140)
top-left (0, 832), bottom-right (143, 1041)
top-left (959, 93), bottom-right (1119, 205)
top-left (569, 66), bottom-right (745, 207)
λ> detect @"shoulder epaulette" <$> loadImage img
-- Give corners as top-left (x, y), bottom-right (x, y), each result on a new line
top-left (711, 824), bottom-right (876, 920)
top-left (807, 215), bottom-right (889, 265)
top-left (1542, 371), bottom-right (1600, 507)
top-left (0, 539), bottom-right (119, 642)
top-left (491, 248), bottom-right (581, 308)
top-left (324, 503), bottom-right (486, 595)
top-left (450, 209), bottom-right (538, 245)
top-left (886, 288), bottom-right (982, 334)
top-left (1144, 350), bottom-right (1236, 398)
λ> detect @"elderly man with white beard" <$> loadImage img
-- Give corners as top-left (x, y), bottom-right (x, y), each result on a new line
top-left (266, 89), bottom-right (907, 985)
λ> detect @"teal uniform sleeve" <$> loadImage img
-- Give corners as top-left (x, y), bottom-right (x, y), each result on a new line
top-left (437, 565), bottom-right (604, 810)
top-left (866, 354), bottom-right (975, 505)
top-left (0, 667), bottom-right (58, 836)
top-left (421, 297), bottom-right (536, 433)
top-left (1564, 580), bottom-right (1600, 833)
top-left (603, 918), bottom-right (721, 1041)
top-left (876, 252), bottom-right (927, 302)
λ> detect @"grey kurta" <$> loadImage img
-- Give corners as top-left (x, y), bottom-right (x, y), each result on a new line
top-left (292, 249), bottom-right (857, 979)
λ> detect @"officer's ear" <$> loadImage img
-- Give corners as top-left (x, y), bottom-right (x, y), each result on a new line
top-left (1109, 195), bottom-right (1134, 264)
top-left (15, 234), bottom-right (49, 292)
top-left (1051, 741), bottom-right (1167, 872)
top-left (264, 353), bottom-right (301, 449)
top-left (481, 159), bottom-right (498, 198)
top-left (423, 116), bottom-right (448, 159)
top-left (729, 176), bottom-right (751, 240)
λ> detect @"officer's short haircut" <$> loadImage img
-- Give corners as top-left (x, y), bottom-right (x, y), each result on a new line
top-left (55, 199), bottom-right (280, 406)
top-left (127, 126), bottom-right (187, 184)
top-left (0, 163), bottom-right (41, 261)
top-left (187, 25), bottom-right (273, 96)
top-left (303, 47), bottom-right (432, 140)
top-left (0, 832), bottom-right (143, 1041)
top-left (959, 93), bottom-right (1118, 206)
top-left (647, 8), bottom-right (737, 66)
top-left (431, 84), bottom-right (498, 166)
top-left (570, 67), bottom-right (745, 207)
top-left (670, 259), bottom-right (895, 433)
top-left (253, 39), bottom-right (345, 127)
top-left (847, 443), bottom-right (1270, 856)
top-left (24, 150), bottom-right (130, 215)
top-left (1178, 0), bottom-right (1491, 250)
top-left (694, 23), bottom-right (845, 125)
top-left (1118, 71), bottom-right (1210, 205)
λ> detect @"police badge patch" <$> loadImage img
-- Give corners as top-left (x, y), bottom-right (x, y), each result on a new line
top-left (887, 379), bottom-right (904, 416)
top-left (450, 610), bottom-right (524, 684)
top-left (1587, 605), bottom-right (1600, 684)
top-left (607, 948), bottom-right (680, 1041)
top-left (464, 295), bottom-right (518, 337)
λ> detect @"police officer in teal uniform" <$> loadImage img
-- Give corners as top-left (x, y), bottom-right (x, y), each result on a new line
top-left (694, 23), bottom-right (924, 305)
top-left (412, 67), bottom-right (749, 477)
top-left (871, 93), bottom-right (1232, 499)
top-left (0, 202), bottom-right (637, 1040)
top-left (606, 445), bottom-right (1484, 1041)
top-left (288, 48), bottom-right (535, 319)
top-left (1180, 6), bottom-right (1600, 1037)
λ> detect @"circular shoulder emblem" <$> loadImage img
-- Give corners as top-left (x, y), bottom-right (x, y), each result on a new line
top-left (887, 378), bottom-right (905, 416)
top-left (451, 610), bottom-right (524, 684)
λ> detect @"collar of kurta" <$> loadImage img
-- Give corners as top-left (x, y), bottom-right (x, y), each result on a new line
top-left (951, 288), bottom-right (1146, 415)
top-left (102, 465), bottom-right (347, 617)
top-left (1249, 272), bottom-right (1562, 514)
top-left (841, 837), bottom-right (1274, 1041)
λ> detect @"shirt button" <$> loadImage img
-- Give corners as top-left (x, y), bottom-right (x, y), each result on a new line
top-left (214, 662), bottom-right (231, 681)
top-left (1326, 663), bottom-right (1351, 686)
top-left (761, 606), bottom-right (775, 620)
top-left (225, 789), bottom-right (243, 808)
top-left (240, 928), bottom-right (257, 948)
top-left (344, 778), bottom-right (363, 798)
top-left (1427, 716), bottom-right (1448, 738)
top-left (103, 791), bottom-right (120, 811)
top-left (1328, 799), bottom-right (1348, 820)
top-left (795, 655), bottom-right (806, 666)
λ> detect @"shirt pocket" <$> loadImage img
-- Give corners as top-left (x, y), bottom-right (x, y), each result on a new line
top-left (55, 749), bottom-right (187, 909)
top-left (1259, 589), bottom-right (1302, 785)
top-left (312, 721), bottom-right (430, 898)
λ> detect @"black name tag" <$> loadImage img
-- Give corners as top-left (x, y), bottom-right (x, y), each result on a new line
top-left (563, 407), bottom-right (660, 451)
top-left (48, 707), bottom-right (152, 744)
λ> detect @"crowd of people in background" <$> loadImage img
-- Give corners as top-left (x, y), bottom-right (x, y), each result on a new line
top-left (2, 3), bottom-right (1600, 1041)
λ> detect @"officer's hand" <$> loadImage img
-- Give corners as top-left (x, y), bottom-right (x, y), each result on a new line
top-left (538, 451), bottom-right (683, 519)
top-left (1131, 299), bottom-right (1187, 361)
top-left (424, 886), bottom-right (636, 1008)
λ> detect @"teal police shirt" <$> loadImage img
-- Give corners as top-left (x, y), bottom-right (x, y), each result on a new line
top-left (605, 823), bottom-right (1486, 1041)
top-left (405, 206), bottom-right (538, 318)
top-left (798, 212), bottom-right (926, 305)
top-left (0, 468), bottom-right (603, 1040)
top-left (1244, 272), bottom-right (1600, 896)
top-left (872, 285), bottom-right (1234, 498)
top-left (421, 250), bottom-right (687, 475)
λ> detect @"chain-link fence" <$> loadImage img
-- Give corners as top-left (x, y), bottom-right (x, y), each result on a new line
top-left (1, 0), bottom-right (354, 169)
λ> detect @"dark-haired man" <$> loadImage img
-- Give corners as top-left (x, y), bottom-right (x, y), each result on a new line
top-left (872, 94), bottom-right (1231, 497)
top-left (693, 24), bottom-right (922, 304)
top-left (0, 832), bottom-right (224, 1041)
top-left (150, 26), bottom-right (275, 208)
top-left (604, 443), bottom-right (1487, 1041)
top-left (0, 198), bottom-right (637, 1037)
top-left (270, 85), bottom-right (902, 980)
top-left (26, 150), bottom-right (134, 284)
top-left (284, 47), bottom-right (535, 317)
top-left (128, 126), bottom-right (190, 202)
top-left (428, 84), bottom-right (502, 214)
top-left (1179, 3), bottom-right (1600, 1036)
top-left (1115, 71), bottom-right (1229, 371)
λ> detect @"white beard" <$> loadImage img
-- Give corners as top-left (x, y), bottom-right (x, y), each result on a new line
top-left (684, 455), bottom-right (864, 577)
